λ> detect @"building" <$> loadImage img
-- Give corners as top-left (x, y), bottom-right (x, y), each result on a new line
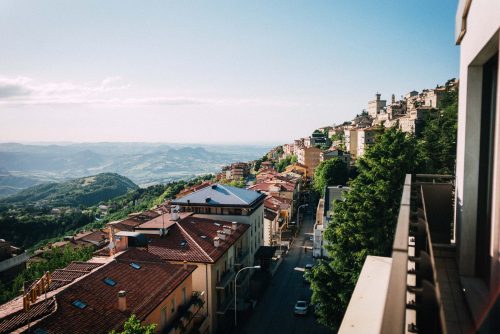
top-left (320, 148), bottom-right (351, 165)
top-left (10, 249), bottom-right (201, 334)
top-left (171, 184), bottom-right (266, 260)
top-left (0, 239), bottom-right (27, 283)
top-left (348, 128), bottom-right (359, 158)
top-left (144, 217), bottom-right (251, 334)
top-left (284, 163), bottom-right (308, 180)
top-left (283, 143), bottom-right (295, 156)
top-left (356, 127), bottom-right (383, 157)
top-left (296, 146), bottom-right (322, 177)
top-left (340, 2), bottom-right (500, 332)
top-left (313, 186), bottom-right (350, 258)
top-left (368, 93), bottom-right (387, 118)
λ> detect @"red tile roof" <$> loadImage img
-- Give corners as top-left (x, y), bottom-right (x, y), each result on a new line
top-left (148, 217), bottom-right (249, 264)
top-left (264, 196), bottom-right (291, 211)
top-left (136, 212), bottom-right (193, 229)
top-left (0, 262), bottom-right (103, 332)
top-left (0, 297), bottom-right (56, 334)
top-left (31, 249), bottom-right (196, 334)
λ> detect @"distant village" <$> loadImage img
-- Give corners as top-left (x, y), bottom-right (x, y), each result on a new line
top-left (0, 79), bottom-right (457, 334)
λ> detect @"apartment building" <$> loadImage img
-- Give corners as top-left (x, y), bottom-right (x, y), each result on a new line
top-left (356, 127), bottom-right (383, 157)
top-left (145, 217), bottom-right (250, 334)
top-left (340, 2), bottom-right (500, 332)
top-left (313, 186), bottom-right (349, 258)
top-left (171, 184), bottom-right (266, 260)
top-left (296, 146), bottom-right (322, 177)
top-left (20, 249), bottom-right (201, 334)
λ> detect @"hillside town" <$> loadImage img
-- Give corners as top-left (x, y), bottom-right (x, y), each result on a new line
top-left (0, 79), bottom-right (462, 334)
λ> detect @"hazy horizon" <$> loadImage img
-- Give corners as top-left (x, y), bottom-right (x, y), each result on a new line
top-left (0, 1), bottom-right (459, 143)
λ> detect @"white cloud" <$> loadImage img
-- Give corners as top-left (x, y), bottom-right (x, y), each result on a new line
top-left (0, 76), bottom-right (321, 108)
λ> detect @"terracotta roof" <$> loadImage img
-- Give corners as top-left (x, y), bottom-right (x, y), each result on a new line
top-left (0, 262), bottom-right (103, 332)
top-left (148, 217), bottom-right (249, 264)
top-left (264, 209), bottom-right (277, 221)
top-left (31, 249), bottom-right (196, 334)
top-left (248, 180), bottom-right (295, 193)
top-left (136, 212), bottom-right (193, 229)
top-left (0, 297), bottom-right (56, 334)
top-left (264, 196), bottom-right (291, 211)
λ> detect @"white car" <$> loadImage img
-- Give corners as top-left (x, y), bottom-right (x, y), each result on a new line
top-left (294, 300), bottom-right (308, 316)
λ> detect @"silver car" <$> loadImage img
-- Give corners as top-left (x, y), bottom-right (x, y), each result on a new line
top-left (294, 300), bottom-right (308, 316)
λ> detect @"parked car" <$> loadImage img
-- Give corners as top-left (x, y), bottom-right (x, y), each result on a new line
top-left (294, 300), bottom-right (308, 316)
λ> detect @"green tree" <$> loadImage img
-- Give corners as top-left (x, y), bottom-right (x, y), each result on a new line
top-left (110, 314), bottom-right (157, 334)
top-left (313, 158), bottom-right (349, 193)
top-left (308, 128), bottom-right (418, 331)
top-left (418, 90), bottom-right (458, 174)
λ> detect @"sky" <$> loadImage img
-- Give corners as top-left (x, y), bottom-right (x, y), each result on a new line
top-left (0, 0), bottom-right (459, 145)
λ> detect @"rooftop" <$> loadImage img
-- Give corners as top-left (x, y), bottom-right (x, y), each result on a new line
top-left (172, 184), bottom-right (265, 207)
top-left (31, 249), bottom-right (196, 334)
top-left (136, 212), bottom-right (193, 229)
top-left (148, 217), bottom-right (249, 264)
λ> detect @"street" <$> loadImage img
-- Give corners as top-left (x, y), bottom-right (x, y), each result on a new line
top-left (235, 209), bottom-right (333, 334)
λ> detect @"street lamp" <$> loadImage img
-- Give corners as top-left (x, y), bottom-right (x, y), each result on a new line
top-left (234, 265), bottom-right (261, 328)
top-left (297, 204), bottom-right (308, 230)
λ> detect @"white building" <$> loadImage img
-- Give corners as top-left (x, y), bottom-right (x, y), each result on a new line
top-left (313, 186), bottom-right (350, 258)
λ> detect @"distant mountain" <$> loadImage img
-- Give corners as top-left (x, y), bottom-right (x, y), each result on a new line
top-left (0, 173), bottom-right (138, 207)
top-left (0, 143), bottom-right (270, 192)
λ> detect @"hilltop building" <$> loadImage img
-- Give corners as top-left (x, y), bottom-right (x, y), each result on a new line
top-left (171, 184), bottom-right (266, 260)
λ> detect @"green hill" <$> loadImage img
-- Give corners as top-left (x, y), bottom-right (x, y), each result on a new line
top-left (0, 173), bottom-right (138, 207)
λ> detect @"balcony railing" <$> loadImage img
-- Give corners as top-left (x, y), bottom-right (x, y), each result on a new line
top-left (380, 174), bottom-right (449, 334)
top-left (163, 291), bottom-right (206, 334)
top-left (216, 269), bottom-right (235, 290)
top-left (216, 293), bottom-right (234, 314)
top-left (235, 249), bottom-right (249, 266)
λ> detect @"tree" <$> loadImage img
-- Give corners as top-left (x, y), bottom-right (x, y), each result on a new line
top-left (110, 314), bottom-right (157, 334)
top-left (418, 90), bottom-right (458, 174)
top-left (313, 158), bottom-right (349, 193)
top-left (275, 155), bottom-right (298, 172)
top-left (308, 128), bottom-right (418, 331)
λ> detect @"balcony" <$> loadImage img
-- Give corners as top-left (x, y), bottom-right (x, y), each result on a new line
top-left (163, 291), bottom-right (206, 334)
top-left (340, 174), bottom-right (474, 334)
top-left (216, 293), bottom-right (234, 315)
top-left (216, 269), bottom-right (235, 290)
top-left (235, 249), bottom-right (249, 266)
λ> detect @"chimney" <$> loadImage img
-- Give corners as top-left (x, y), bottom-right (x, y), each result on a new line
top-left (214, 237), bottom-right (220, 248)
top-left (217, 230), bottom-right (226, 240)
top-left (231, 222), bottom-right (238, 231)
top-left (183, 260), bottom-right (188, 270)
top-left (118, 290), bottom-right (127, 311)
top-left (171, 210), bottom-right (179, 221)
top-left (223, 225), bottom-right (232, 235)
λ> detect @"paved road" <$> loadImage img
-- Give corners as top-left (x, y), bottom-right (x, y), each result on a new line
top-left (236, 211), bottom-right (332, 334)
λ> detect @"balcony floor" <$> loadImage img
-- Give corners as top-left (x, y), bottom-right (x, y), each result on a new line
top-left (433, 244), bottom-right (474, 334)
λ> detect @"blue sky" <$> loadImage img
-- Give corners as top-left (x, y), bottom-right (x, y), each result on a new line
top-left (0, 0), bottom-right (459, 144)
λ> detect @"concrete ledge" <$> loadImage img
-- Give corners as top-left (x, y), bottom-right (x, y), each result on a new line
top-left (339, 256), bottom-right (392, 334)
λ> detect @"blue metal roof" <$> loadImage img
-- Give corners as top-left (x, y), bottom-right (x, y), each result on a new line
top-left (173, 184), bottom-right (264, 206)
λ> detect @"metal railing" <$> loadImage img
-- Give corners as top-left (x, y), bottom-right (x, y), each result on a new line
top-left (380, 174), bottom-right (447, 334)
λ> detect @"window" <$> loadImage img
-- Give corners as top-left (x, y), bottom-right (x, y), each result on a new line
top-left (72, 300), bottom-right (87, 309)
top-left (182, 287), bottom-right (187, 304)
top-left (160, 306), bottom-right (167, 327)
top-left (171, 298), bottom-right (176, 314)
top-left (476, 52), bottom-right (498, 285)
top-left (103, 277), bottom-right (116, 286)
top-left (130, 263), bottom-right (141, 270)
